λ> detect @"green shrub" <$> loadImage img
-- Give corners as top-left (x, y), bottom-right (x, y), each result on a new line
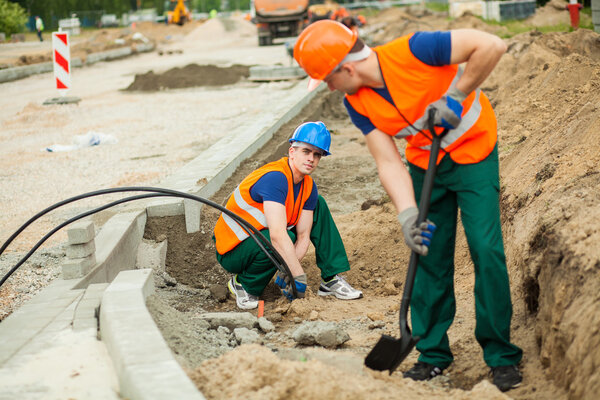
top-left (0, 0), bottom-right (27, 36)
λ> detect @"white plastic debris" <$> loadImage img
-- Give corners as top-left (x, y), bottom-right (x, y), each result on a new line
top-left (43, 131), bottom-right (118, 152)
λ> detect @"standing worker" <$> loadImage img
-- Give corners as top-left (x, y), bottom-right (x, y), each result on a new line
top-left (293, 21), bottom-right (523, 392)
top-left (35, 16), bottom-right (44, 42)
top-left (213, 121), bottom-right (362, 310)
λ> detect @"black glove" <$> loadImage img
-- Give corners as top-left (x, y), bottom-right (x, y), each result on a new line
top-left (275, 272), bottom-right (307, 300)
top-left (397, 207), bottom-right (436, 256)
top-left (427, 87), bottom-right (467, 130)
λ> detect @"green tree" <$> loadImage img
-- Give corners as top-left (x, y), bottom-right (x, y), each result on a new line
top-left (0, 0), bottom-right (28, 35)
top-left (192, 0), bottom-right (220, 12)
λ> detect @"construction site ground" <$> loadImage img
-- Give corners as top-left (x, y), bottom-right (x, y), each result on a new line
top-left (1, 2), bottom-right (600, 399)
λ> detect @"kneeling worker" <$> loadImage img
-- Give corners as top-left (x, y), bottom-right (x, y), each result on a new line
top-left (213, 121), bottom-right (362, 309)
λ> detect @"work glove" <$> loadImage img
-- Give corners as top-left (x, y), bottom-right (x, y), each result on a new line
top-left (275, 272), bottom-right (307, 301)
top-left (427, 87), bottom-right (467, 130)
top-left (397, 207), bottom-right (436, 256)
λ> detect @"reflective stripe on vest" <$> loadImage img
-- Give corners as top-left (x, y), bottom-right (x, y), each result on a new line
top-left (345, 34), bottom-right (497, 169)
top-left (213, 157), bottom-right (313, 255)
top-left (220, 186), bottom-right (268, 244)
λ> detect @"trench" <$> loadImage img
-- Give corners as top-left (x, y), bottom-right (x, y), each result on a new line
top-left (135, 13), bottom-right (600, 398)
top-left (140, 88), bottom-right (562, 399)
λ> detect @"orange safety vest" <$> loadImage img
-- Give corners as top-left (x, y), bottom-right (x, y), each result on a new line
top-left (214, 157), bottom-right (314, 255)
top-left (345, 34), bottom-right (497, 169)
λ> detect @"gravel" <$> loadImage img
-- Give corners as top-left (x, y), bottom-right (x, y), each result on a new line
top-left (0, 245), bottom-right (65, 320)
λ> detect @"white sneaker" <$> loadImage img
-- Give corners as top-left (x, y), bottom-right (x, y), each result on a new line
top-left (227, 275), bottom-right (259, 310)
top-left (317, 275), bottom-right (363, 300)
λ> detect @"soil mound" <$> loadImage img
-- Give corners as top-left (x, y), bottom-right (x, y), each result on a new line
top-left (366, 6), bottom-right (506, 45)
top-left (189, 344), bottom-right (508, 400)
top-left (125, 64), bottom-right (250, 91)
top-left (486, 27), bottom-right (600, 399)
top-left (526, 0), bottom-right (592, 27)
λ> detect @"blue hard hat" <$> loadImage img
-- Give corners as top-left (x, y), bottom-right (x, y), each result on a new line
top-left (289, 121), bottom-right (331, 156)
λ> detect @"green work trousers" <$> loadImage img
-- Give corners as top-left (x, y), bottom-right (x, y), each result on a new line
top-left (215, 195), bottom-right (350, 296)
top-left (408, 145), bottom-right (522, 368)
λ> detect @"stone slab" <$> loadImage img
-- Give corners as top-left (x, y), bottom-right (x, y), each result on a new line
top-left (62, 253), bottom-right (97, 279)
top-left (66, 240), bottom-right (96, 259)
top-left (100, 269), bottom-right (203, 400)
top-left (67, 221), bottom-right (96, 244)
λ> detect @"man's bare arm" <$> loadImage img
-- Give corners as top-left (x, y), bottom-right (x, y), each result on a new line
top-left (294, 209), bottom-right (313, 261)
top-left (263, 200), bottom-right (305, 277)
top-left (450, 29), bottom-right (507, 95)
top-left (365, 129), bottom-right (416, 213)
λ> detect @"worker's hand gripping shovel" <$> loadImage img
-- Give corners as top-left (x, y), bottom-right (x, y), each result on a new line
top-left (364, 109), bottom-right (449, 373)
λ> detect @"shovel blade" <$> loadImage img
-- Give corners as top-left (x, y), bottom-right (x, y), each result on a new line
top-left (364, 334), bottom-right (419, 373)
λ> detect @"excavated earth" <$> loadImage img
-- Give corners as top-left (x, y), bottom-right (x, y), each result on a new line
top-left (125, 64), bottom-right (251, 91)
top-left (142, 5), bottom-right (600, 400)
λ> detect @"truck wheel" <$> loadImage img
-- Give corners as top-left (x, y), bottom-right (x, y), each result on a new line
top-left (258, 35), bottom-right (271, 46)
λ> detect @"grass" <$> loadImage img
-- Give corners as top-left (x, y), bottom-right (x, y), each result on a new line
top-left (487, 19), bottom-right (575, 38)
top-left (471, 6), bottom-right (597, 38)
top-left (425, 2), bottom-right (449, 13)
top-left (363, 4), bottom-right (596, 38)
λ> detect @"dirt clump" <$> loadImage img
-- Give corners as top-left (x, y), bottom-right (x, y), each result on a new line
top-left (125, 64), bottom-right (250, 91)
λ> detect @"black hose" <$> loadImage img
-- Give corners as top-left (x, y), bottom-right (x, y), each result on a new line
top-left (0, 187), bottom-right (296, 297)
top-left (0, 193), bottom-right (169, 287)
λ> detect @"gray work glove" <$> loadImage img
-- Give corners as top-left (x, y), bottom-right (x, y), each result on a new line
top-left (275, 272), bottom-right (307, 300)
top-left (397, 207), bottom-right (436, 256)
top-left (427, 87), bottom-right (467, 130)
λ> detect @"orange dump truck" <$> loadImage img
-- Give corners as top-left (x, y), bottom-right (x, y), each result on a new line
top-left (253, 0), bottom-right (309, 46)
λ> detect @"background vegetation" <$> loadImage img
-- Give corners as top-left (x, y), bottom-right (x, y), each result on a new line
top-left (0, 0), bottom-right (28, 35)
top-left (2, 0), bottom-right (596, 34)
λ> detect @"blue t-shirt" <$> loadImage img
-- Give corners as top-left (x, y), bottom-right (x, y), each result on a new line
top-left (344, 31), bottom-right (452, 135)
top-left (249, 171), bottom-right (318, 211)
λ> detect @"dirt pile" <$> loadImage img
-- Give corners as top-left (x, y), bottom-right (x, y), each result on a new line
top-left (365, 7), bottom-right (508, 45)
top-left (188, 344), bottom-right (510, 400)
top-left (125, 64), bottom-right (250, 91)
top-left (487, 28), bottom-right (600, 399)
top-left (526, 0), bottom-right (592, 27)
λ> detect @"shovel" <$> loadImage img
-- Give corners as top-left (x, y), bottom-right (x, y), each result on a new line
top-left (365, 110), bottom-right (448, 373)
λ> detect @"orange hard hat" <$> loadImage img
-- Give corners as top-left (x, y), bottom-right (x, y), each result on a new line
top-left (294, 20), bottom-right (358, 81)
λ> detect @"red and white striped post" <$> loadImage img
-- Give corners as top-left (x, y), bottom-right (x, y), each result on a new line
top-left (52, 32), bottom-right (71, 96)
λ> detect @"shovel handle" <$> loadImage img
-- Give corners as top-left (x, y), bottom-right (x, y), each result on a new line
top-left (399, 109), bottom-right (448, 334)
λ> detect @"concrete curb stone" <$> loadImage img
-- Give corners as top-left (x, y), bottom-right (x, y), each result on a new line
top-left (0, 43), bottom-right (155, 84)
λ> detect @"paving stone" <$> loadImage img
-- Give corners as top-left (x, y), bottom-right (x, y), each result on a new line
top-left (67, 221), bottom-right (95, 245)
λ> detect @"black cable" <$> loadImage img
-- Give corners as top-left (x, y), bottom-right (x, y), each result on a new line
top-left (1, 187), bottom-right (283, 274)
top-left (0, 187), bottom-right (296, 297)
top-left (0, 193), bottom-right (168, 287)
top-left (1, 188), bottom-right (291, 292)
